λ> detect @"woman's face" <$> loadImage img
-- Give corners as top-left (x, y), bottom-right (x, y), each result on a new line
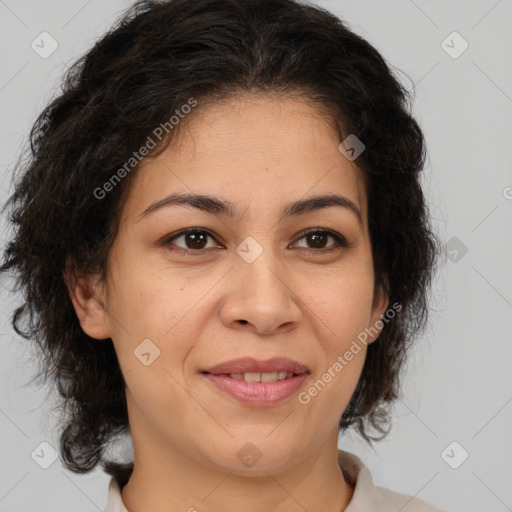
top-left (75, 94), bottom-right (388, 474)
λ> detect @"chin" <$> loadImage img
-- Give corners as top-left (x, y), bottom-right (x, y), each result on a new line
top-left (202, 437), bottom-right (303, 475)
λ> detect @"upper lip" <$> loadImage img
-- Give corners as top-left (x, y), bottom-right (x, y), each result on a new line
top-left (203, 357), bottom-right (310, 375)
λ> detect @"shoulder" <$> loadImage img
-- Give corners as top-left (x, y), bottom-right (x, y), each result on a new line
top-left (370, 484), bottom-right (445, 512)
top-left (338, 450), bottom-right (446, 512)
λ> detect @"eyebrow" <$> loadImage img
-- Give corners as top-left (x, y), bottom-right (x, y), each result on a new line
top-left (138, 192), bottom-right (363, 226)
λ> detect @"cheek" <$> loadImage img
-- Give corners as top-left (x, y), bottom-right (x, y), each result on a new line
top-left (297, 344), bottom-right (367, 437)
top-left (298, 267), bottom-right (374, 410)
top-left (306, 267), bottom-right (375, 342)
top-left (105, 261), bottom-right (193, 369)
top-left (108, 252), bottom-right (202, 334)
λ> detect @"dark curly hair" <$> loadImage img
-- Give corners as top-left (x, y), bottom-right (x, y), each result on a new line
top-left (0, 0), bottom-right (442, 485)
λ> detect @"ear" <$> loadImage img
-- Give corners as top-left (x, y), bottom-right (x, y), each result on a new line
top-left (63, 261), bottom-right (112, 340)
top-left (367, 276), bottom-right (390, 344)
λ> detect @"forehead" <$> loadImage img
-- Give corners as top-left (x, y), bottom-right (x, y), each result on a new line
top-left (121, 94), bottom-right (368, 226)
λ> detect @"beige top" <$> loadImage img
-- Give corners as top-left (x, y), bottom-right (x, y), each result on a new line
top-left (103, 450), bottom-right (444, 511)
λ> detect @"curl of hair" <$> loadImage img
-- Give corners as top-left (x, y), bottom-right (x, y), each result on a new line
top-left (1, 0), bottom-right (442, 480)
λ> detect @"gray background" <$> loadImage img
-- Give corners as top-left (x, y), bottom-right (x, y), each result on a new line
top-left (1, 1), bottom-right (511, 511)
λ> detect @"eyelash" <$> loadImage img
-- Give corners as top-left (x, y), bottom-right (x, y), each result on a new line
top-left (161, 228), bottom-right (350, 257)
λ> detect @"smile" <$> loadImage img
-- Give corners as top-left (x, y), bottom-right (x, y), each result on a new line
top-left (202, 372), bottom-right (309, 405)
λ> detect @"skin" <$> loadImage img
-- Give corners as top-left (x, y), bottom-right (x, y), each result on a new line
top-left (68, 93), bottom-right (389, 512)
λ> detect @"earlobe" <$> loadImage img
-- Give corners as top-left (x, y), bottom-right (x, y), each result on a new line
top-left (63, 265), bottom-right (112, 340)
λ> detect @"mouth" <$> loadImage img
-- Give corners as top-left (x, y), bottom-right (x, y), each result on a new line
top-left (201, 357), bottom-right (310, 405)
top-left (212, 371), bottom-right (300, 382)
top-left (202, 356), bottom-right (310, 376)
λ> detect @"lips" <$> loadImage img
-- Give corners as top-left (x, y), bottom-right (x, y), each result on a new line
top-left (201, 357), bottom-right (310, 405)
top-left (203, 357), bottom-right (310, 376)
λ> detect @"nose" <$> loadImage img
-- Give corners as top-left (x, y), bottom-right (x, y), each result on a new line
top-left (219, 249), bottom-right (303, 335)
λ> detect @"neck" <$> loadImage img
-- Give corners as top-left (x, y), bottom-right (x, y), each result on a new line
top-left (121, 429), bottom-right (353, 512)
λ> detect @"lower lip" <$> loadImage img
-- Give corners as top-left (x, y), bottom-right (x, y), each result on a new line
top-left (203, 373), bottom-right (309, 405)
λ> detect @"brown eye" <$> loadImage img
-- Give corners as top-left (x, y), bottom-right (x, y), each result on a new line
top-left (163, 229), bottom-right (220, 253)
top-left (181, 231), bottom-right (209, 250)
top-left (292, 229), bottom-right (348, 254)
top-left (305, 232), bottom-right (329, 249)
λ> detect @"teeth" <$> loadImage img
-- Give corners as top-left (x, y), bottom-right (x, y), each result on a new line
top-left (244, 372), bottom-right (261, 383)
top-left (228, 371), bottom-right (294, 382)
top-left (261, 372), bottom-right (278, 383)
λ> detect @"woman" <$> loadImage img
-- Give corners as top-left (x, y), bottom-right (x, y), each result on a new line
top-left (1, 0), bottom-right (444, 510)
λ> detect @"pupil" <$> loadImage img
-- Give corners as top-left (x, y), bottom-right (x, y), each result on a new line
top-left (187, 232), bottom-right (207, 249)
top-left (308, 233), bottom-right (326, 248)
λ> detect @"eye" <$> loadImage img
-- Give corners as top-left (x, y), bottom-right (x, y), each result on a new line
top-left (162, 228), bottom-right (222, 255)
top-left (291, 228), bottom-right (349, 255)
top-left (162, 227), bottom-right (350, 256)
